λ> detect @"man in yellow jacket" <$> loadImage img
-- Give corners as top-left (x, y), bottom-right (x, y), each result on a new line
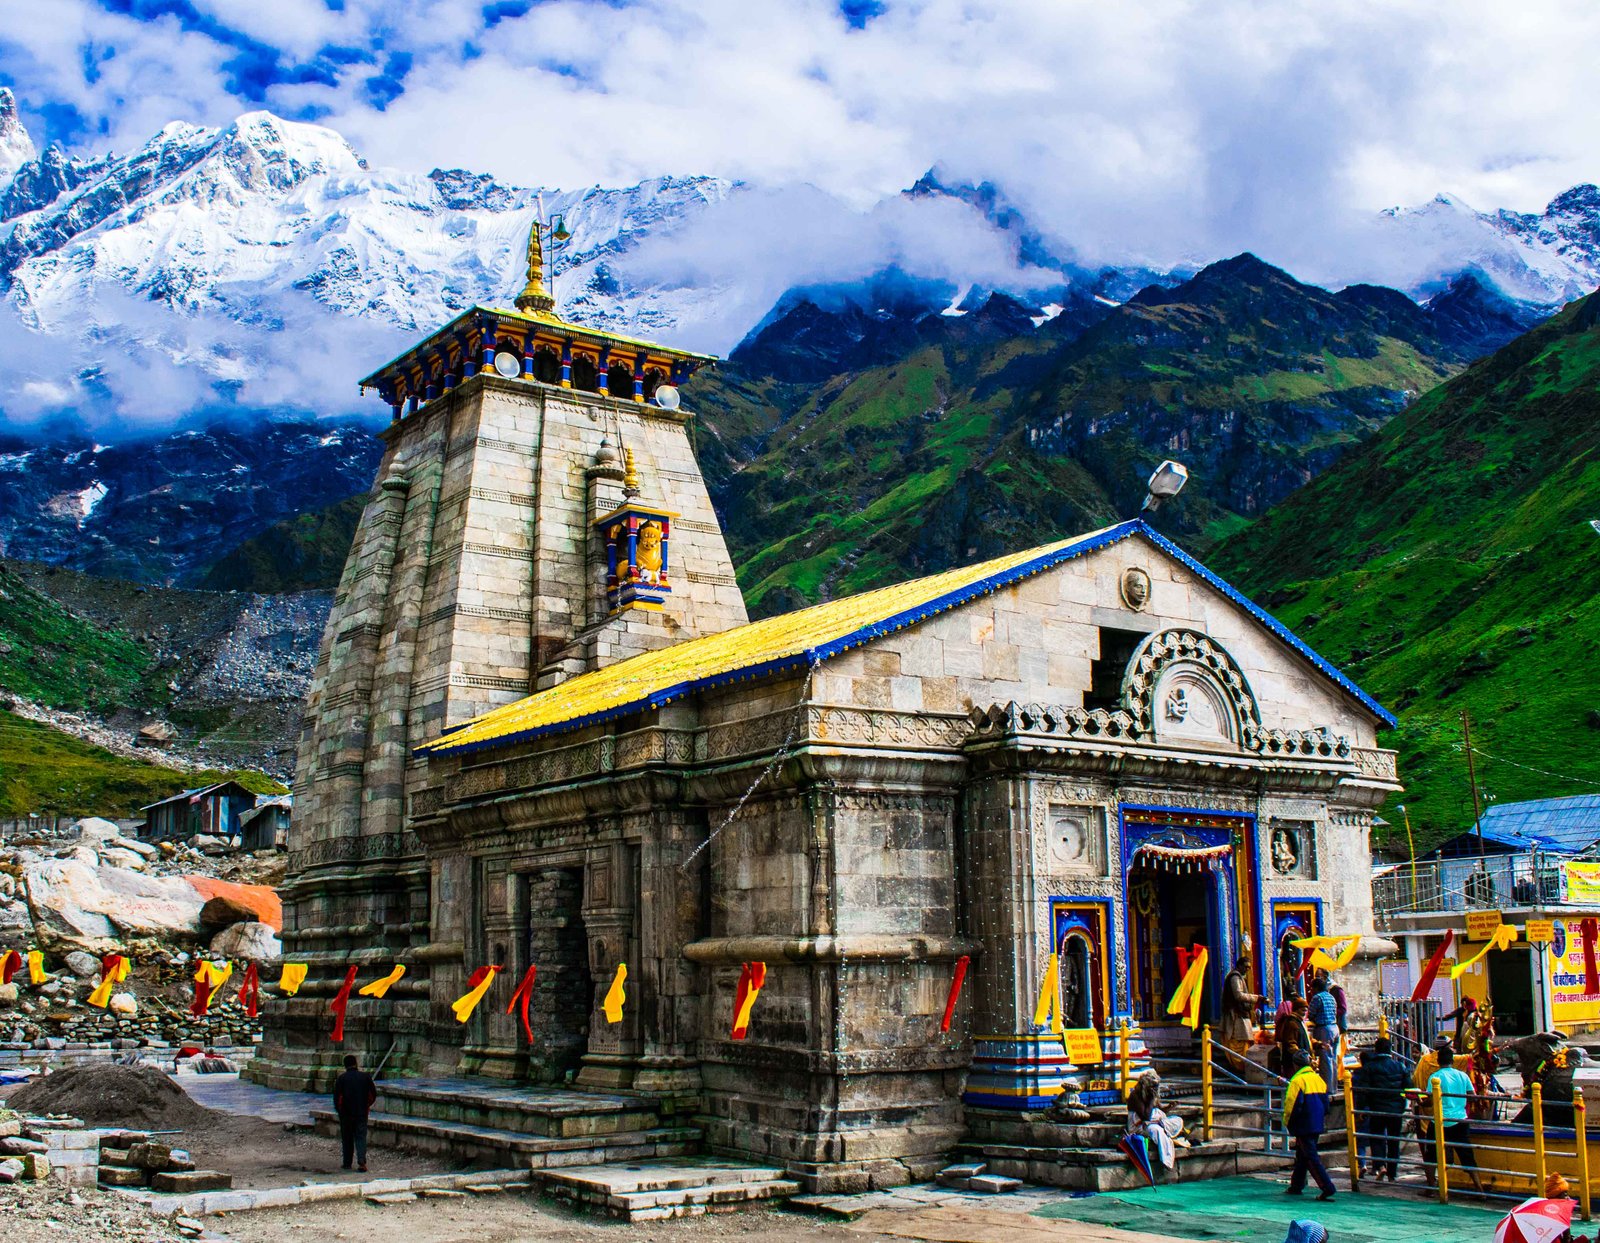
top-left (1283, 1063), bottom-right (1335, 1201)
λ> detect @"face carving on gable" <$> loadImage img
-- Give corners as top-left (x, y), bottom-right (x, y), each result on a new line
top-left (1121, 567), bottom-right (1152, 611)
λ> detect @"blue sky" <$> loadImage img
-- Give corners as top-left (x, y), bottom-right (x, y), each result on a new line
top-left (4, 0), bottom-right (1600, 250)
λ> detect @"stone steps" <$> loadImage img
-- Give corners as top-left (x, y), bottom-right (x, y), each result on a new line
top-left (954, 1136), bottom-right (1293, 1192)
top-left (375, 1078), bottom-right (664, 1139)
top-left (533, 1161), bottom-right (799, 1221)
top-left (310, 1109), bottom-right (700, 1168)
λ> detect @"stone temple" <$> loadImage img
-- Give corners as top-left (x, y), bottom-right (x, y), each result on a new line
top-left (252, 232), bottom-right (1401, 1190)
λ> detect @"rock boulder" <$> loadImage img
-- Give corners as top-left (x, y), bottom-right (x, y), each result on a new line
top-left (209, 921), bottom-right (281, 962)
top-left (23, 853), bottom-right (204, 953)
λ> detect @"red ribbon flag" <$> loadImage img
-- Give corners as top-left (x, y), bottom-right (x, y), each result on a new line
top-left (505, 964), bottom-right (538, 1043)
top-left (240, 963), bottom-right (261, 1019)
top-left (190, 979), bottom-right (213, 1018)
top-left (941, 955), bottom-right (971, 1033)
top-left (330, 966), bottom-right (359, 1042)
top-left (1411, 929), bottom-right (1454, 1003)
top-left (0, 951), bottom-right (19, 985)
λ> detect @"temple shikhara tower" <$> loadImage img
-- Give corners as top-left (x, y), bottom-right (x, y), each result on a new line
top-left (253, 223), bottom-right (1401, 1192)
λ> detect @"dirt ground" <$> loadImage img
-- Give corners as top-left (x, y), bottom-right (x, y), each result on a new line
top-left (174, 1113), bottom-right (468, 1190)
top-left (212, 1191), bottom-right (1171, 1243)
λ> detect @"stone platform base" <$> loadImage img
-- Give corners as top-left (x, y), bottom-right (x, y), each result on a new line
top-left (311, 1076), bottom-right (704, 1169)
top-left (534, 1160), bottom-right (799, 1221)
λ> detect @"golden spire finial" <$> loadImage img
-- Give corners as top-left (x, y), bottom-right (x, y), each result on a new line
top-left (622, 448), bottom-right (641, 498)
top-left (514, 218), bottom-right (555, 315)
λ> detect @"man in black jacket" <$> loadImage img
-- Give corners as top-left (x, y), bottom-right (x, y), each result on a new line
top-left (1351, 1036), bottom-right (1411, 1181)
top-left (333, 1054), bottom-right (378, 1172)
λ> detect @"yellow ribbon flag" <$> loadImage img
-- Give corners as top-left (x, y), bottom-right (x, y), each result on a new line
top-left (451, 966), bottom-right (500, 1023)
top-left (1166, 947), bottom-right (1209, 1029)
top-left (26, 951), bottom-right (46, 985)
top-left (1451, 924), bottom-right (1517, 980)
top-left (111, 956), bottom-right (131, 983)
top-left (277, 963), bottom-right (308, 996)
top-left (195, 960), bottom-right (233, 990)
top-left (1290, 934), bottom-right (1362, 973)
top-left (1031, 953), bottom-right (1064, 1033)
top-left (86, 973), bottom-right (117, 1008)
top-left (602, 963), bottom-right (628, 1024)
top-left (359, 965), bottom-right (406, 998)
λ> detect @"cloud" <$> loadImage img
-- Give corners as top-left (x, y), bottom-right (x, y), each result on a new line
top-left (0, 284), bottom-right (405, 436)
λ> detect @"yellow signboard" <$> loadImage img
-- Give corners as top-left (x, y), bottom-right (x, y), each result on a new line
top-left (1466, 910), bottom-right (1504, 941)
top-left (1063, 1028), bottom-right (1104, 1065)
top-left (1566, 862), bottom-right (1600, 905)
top-left (1527, 919), bottom-right (1556, 945)
top-left (1547, 919), bottom-right (1600, 1029)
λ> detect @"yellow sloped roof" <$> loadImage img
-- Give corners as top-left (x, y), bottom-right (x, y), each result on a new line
top-left (421, 521), bottom-right (1136, 756)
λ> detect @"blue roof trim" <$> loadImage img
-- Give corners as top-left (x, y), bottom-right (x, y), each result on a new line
top-left (424, 517), bottom-right (1393, 759)
top-left (1134, 521), bottom-right (1397, 728)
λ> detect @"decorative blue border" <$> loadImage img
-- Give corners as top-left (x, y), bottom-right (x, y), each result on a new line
top-left (1269, 896), bottom-right (1326, 1010)
top-left (1118, 804), bottom-right (1258, 1022)
top-left (1049, 896), bottom-right (1118, 1030)
top-left (423, 517), bottom-right (1393, 757)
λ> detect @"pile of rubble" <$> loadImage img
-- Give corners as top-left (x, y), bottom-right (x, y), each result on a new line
top-left (0, 818), bottom-right (280, 1051)
top-left (98, 1138), bottom-right (232, 1195)
top-left (0, 1112), bottom-right (55, 1185)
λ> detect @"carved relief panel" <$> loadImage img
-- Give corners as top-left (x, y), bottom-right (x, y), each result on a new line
top-left (1046, 803), bottom-right (1109, 876)
top-left (1267, 818), bottom-right (1317, 880)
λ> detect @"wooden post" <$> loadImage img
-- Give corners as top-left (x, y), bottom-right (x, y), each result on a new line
top-left (1118, 1021), bottom-right (1132, 1101)
top-left (1201, 1024), bottom-right (1215, 1142)
top-left (1533, 1082), bottom-right (1547, 1193)
top-left (1344, 1071), bottom-right (1361, 1191)
top-left (1578, 1090), bottom-right (1592, 1223)
top-left (1432, 1077), bottom-right (1449, 1204)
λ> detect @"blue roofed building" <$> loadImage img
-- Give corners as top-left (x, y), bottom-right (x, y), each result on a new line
top-left (1375, 794), bottom-right (1600, 1038)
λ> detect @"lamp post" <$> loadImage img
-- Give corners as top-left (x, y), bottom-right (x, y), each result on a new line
top-left (1139, 459), bottom-right (1189, 515)
top-left (1398, 803), bottom-right (1418, 906)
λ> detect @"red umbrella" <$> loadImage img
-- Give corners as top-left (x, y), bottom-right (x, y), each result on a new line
top-left (1496, 1197), bottom-right (1575, 1243)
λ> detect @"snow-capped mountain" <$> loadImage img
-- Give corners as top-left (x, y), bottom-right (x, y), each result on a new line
top-left (0, 101), bottom-right (735, 345)
top-left (0, 90), bottom-right (34, 186)
top-left (1369, 185), bottom-right (1600, 306)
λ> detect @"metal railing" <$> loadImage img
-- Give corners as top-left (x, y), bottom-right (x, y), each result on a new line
top-left (1373, 851), bottom-right (1579, 924)
top-left (1343, 1078), bottom-right (1593, 1217)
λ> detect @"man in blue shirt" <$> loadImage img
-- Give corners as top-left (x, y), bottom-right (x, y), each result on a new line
top-left (1425, 1047), bottom-right (1483, 1193)
top-left (1307, 977), bottom-right (1339, 1090)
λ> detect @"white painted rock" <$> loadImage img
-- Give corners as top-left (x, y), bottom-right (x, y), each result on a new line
top-left (64, 951), bottom-right (100, 978)
top-left (22, 854), bottom-right (203, 953)
top-left (110, 836), bottom-right (158, 859)
top-left (209, 921), bottom-right (281, 962)
top-left (109, 991), bottom-right (138, 1017)
top-left (99, 849), bottom-right (147, 872)
top-left (72, 817), bottom-right (121, 845)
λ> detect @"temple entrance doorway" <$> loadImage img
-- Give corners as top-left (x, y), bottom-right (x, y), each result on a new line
top-left (525, 866), bottom-right (593, 1081)
top-left (1127, 859), bottom-right (1222, 1043)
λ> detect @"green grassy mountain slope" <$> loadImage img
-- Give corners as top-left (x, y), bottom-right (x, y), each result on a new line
top-left (0, 710), bottom-right (284, 819)
top-left (1212, 293), bottom-right (1600, 851)
top-left (705, 255), bottom-right (1498, 616)
top-left (198, 493), bottom-right (366, 592)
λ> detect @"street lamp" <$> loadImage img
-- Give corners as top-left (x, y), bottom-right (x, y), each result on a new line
top-left (1140, 460), bottom-right (1189, 515)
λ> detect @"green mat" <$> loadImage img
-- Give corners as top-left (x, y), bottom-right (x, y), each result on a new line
top-left (1031, 1176), bottom-right (1507, 1243)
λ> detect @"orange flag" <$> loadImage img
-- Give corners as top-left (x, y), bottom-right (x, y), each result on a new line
top-left (359, 965), bottom-right (406, 998)
top-left (602, 963), bottom-right (627, 1024)
top-left (451, 966), bottom-right (500, 1023)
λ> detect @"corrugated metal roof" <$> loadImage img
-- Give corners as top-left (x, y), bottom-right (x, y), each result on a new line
top-left (419, 518), bottom-right (1395, 758)
top-left (1465, 794), bottom-right (1600, 854)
